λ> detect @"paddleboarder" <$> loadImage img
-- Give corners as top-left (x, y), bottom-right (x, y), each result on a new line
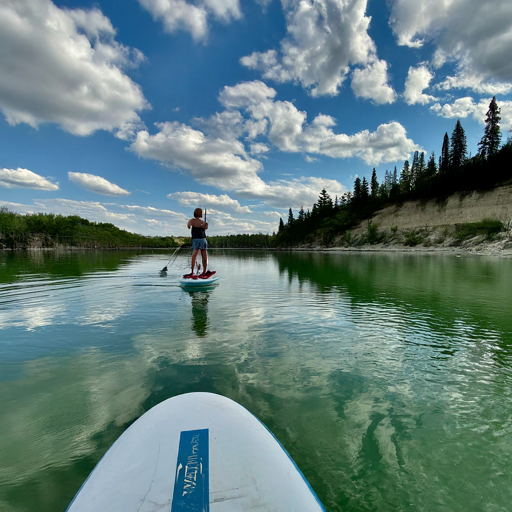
top-left (186, 208), bottom-right (209, 276)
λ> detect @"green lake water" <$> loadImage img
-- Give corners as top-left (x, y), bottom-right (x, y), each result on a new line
top-left (1, 249), bottom-right (512, 511)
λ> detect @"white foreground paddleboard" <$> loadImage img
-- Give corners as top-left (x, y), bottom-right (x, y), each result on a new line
top-left (180, 275), bottom-right (219, 287)
top-left (66, 392), bottom-right (325, 512)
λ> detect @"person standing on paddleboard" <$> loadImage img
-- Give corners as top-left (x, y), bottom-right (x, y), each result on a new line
top-left (187, 208), bottom-right (208, 276)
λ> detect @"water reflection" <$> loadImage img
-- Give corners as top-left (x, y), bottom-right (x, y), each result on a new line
top-left (1, 250), bottom-right (512, 512)
top-left (186, 289), bottom-right (212, 337)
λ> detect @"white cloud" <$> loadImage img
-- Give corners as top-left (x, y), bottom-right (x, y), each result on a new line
top-left (430, 97), bottom-right (477, 119)
top-left (0, 0), bottom-right (148, 138)
top-left (138, 0), bottom-right (241, 41)
top-left (168, 192), bottom-right (252, 213)
top-left (250, 143), bottom-right (270, 155)
top-left (130, 121), bottom-right (263, 191)
top-left (403, 66), bottom-right (437, 105)
top-left (218, 80), bottom-right (277, 108)
top-left (130, 81), bottom-right (420, 203)
top-left (68, 172), bottom-right (130, 196)
top-left (240, 0), bottom-right (390, 98)
top-left (218, 82), bottom-right (418, 163)
top-left (389, 0), bottom-right (512, 93)
top-left (351, 60), bottom-right (397, 104)
top-left (0, 168), bottom-right (59, 191)
top-left (430, 97), bottom-right (512, 130)
top-left (204, 209), bottom-right (276, 233)
top-left (235, 176), bottom-right (348, 209)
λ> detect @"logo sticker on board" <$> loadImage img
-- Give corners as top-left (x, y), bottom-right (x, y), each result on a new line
top-left (171, 429), bottom-right (209, 512)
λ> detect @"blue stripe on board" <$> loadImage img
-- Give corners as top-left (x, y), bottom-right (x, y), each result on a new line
top-left (171, 429), bottom-right (209, 512)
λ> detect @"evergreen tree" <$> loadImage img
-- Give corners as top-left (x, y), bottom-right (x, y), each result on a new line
top-left (384, 169), bottom-right (392, 196)
top-left (361, 177), bottom-right (370, 203)
top-left (450, 119), bottom-right (468, 168)
top-left (353, 177), bottom-right (362, 202)
top-left (278, 217), bottom-right (284, 233)
top-left (287, 207), bottom-right (294, 226)
top-left (426, 152), bottom-right (438, 178)
top-left (370, 168), bottom-right (379, 198)
top-left (298, 206), bottom-right (305, 222)
top-left (440, 132), bottom-right (450, 172)
top-left (410, 151), bottom-right (419, 187)
top-left (317, 188), bottom-right (333, 211)
top-left (478, 97), bottom-right (501, 159)
top-left (392, 166), bottom-right (398, 187)
top-left (400, 160), bottom-right (411, 193)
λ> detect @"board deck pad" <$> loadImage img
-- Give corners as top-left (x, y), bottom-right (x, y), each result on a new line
top-left (66, 392), bottom-right (325, 512)
top-left (172, 429), bottom-right (209, 512)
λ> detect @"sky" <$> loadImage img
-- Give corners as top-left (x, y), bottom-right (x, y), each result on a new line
top-left (1, 0), bottom-right (512, 236)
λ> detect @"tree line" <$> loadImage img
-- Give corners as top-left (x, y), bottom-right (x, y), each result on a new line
top-left (275, 97), bottom-right (512, 247)
top-left (0, 209), bottom-right (180, 249)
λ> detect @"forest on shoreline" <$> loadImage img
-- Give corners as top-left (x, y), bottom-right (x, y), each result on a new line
top-left (0, 209), bottom-right (180, 250)
top-left (1, 98), bottom-right (511, 250)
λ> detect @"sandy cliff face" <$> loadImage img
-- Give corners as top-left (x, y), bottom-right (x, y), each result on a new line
top-left (338, 185), bottom-right (512, 256)
top-left (352, 185), bottom-right (512, 234)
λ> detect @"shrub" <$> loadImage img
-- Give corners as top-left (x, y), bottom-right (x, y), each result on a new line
top-left (403, 230), bottom-right (423, 246)
top-left (454, 219), bottom-right (505, 240)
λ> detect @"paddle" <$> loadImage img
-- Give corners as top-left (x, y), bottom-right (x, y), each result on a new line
top-left (161, 245), bottom-right (183, 272)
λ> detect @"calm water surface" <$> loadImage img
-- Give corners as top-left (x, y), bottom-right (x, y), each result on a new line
top-left (1, 250), bottom-right (512, 512)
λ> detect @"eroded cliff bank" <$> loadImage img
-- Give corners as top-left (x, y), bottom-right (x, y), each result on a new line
top-left (332, 185), bottom-right (512, 256)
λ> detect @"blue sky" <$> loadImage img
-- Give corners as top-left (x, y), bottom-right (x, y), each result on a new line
top-left (1, 0), bottom-right (512, 236)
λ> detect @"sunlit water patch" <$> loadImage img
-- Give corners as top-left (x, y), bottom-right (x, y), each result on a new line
top-left (1, 250), bottom-right (512, 511)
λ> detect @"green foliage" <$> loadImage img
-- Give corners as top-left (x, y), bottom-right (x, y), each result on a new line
top-left (478, 97), bottom-right (501, 159)
top-left (403, 230), bottom-right (424, 247)
top-left (365, 221), bottom-right (381, 245)
top-left (450, 119), bottom-right (468, 169)
top-left (0, 210), bottom-right (179, 249)
top-left (454, 220), bottom-right (505, 241)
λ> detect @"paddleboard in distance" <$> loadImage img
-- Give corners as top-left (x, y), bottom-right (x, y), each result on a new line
top-left (66, 392), bottom-right (326, 512)
top-left (180, 275), bottom-right (219, 287)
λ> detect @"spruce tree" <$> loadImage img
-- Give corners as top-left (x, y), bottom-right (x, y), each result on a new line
top-left (353, 177), bottom-right (362, 203)
top-left (278, 217), bottom-right (284, 233)
top-left (478, 97), bottom-right (501, 159)
top-left (371, 168), bottom-right (379, 199)
top-left (426, 152), bottom-right (437, 178)
top-left (410, 151), bottom-right (419, 188)
top-left (287, 207), bottom-right (294, 226)
top-left (440, 132), bottom-right (450, 172)
top-left (450, 119), bottom-right (468, 168)
top-left (362, 177), bottom-right (370, 203)
top-left (298, 206), bottom-right (305, 222)
top-left (400, 160), bottom-right (411, 193)
top-left (317, 188), bottom-right (333, 210)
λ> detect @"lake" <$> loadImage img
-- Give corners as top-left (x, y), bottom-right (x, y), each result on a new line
top-left (1, 249), bottom-right (512, 511)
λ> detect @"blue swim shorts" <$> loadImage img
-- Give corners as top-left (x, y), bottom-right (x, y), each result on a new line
top-left (192, 238), bottom-right (208, 250)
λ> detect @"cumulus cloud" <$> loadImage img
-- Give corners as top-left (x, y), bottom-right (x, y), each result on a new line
top-left (0, 168), bottom-right (59, 191)
top-left (250, 143), bottom-right (270, 155)
top-left (204, 209), bottom-right (276, 233)
top-left (389, 0), bottom-right (512, 92)
top-left (0, 0), bottom-right (148, 138)
top-left (138, 0), bottom-right (241, 41)
top-left (168, 192), bottom-right (252, 213)
top-left (403, 66), bottom-right (437, 105)
top-left (130, 121), bottom-right (263, 191)
top-left (130, 81), bottom-right (420, 201)
top-left (351, 60), bottom-right (397, 104)
top-left (240, 0), bottom-right (394, 100)
top-left (235, 177), bottom-right (348, 209)
top-left (430, 97), bottom-right (512, 130)
top-left (68, 172), bottom-right (130, 196)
